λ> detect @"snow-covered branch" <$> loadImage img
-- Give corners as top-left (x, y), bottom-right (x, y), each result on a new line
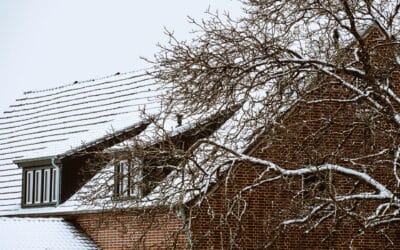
top-left (194, 139), bottom-right (397, 203)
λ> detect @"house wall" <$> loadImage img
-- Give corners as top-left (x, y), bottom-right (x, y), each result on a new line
top-left (189, 165), bottom-right (400, 249)
top-left (188, 29), bottom-right (400, 249)
top-left (188, 102), bottom-right (400, 249)
top-left (74, 210), bottom-right (187, 249)
top-left (68, 27), bottom-right (400, 249)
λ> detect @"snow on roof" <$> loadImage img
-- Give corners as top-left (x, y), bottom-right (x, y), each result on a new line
top-left (0, 60), bottom-right (301, 216)
top-left (0, 69), bottom-right (163, 214)
top-left (61, 102), bottom-right (278, 210)
top-left (0, 25), bottom-right (386, 216)
top-left (143, 102), bottom-right (272, 205)
top-left (0, 217), bottom-right (98, 249)
top-left (1, 106), bottom-right (243, 215)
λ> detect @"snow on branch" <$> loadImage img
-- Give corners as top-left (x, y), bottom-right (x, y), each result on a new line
top-left (193, 139), bottom-right (396, 203)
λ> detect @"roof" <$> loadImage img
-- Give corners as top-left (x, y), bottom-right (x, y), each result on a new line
top-left (0, 67), bottom-right (244, 216)
top-left (0, 69), bottom-right (163, 214)
top-left (0, 104), bottom-right (245, 215)
top-left (2, 25), bottom-right (381, 216)
top-left (0, 217), bottom-right (98, 249)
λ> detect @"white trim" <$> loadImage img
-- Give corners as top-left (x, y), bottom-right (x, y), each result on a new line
top-left (43, 169), bottom-right (51, 203)
top-left (26, 171), bottom-right (33, 205)
top-left (51, 168), bottom-right (58, 203)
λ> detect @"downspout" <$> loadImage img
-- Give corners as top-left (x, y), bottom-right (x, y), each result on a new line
top-left (51, 158), bottom-right (62, 206)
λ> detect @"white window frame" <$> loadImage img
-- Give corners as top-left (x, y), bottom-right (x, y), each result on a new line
top-left (43, 169), bottom-right (51, 203)
top-left (34, 170), bottom-right (42, 204)
top-left (51, 168), bottom-right (58, 203)
top-left (25, 170), bottom-right (34, 205)
top-left (115, 160), bottom-right (143, 198)
top-left (117, 161), bottom-right (129, 197)
top-left (23, 166), bottom-right (58, 207)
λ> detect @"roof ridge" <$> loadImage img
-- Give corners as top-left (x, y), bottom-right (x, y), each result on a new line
top-left (23, 66), bottom-right (155, 95)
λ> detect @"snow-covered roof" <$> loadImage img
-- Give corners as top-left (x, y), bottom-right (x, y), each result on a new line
top-left (0, 69), bottom-right (163, 214)
top-left (0, 217), bottom-right (98, 249)
top-left (0, 104), bottom-right (244, 215)
top-left (0, 62), bottom-right (298, 216)
top-left (0, 24), bottom-right (388, 216)
top-left (58, 104), bottom-right (272, 211)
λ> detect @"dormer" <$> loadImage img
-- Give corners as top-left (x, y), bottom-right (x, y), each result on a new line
top-left (14, 157), bottom-right (61, 207)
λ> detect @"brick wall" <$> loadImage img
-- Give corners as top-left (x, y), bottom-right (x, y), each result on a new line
top-left (189, 165), bottom-right (400, 249)
top-left (71, 27), bottom-right (400, 249)
top-left (74, 210), bottom-right (187, 249)
top-left (187, 107), bottom-right (400, 249)
top-left (186, 28), bottom-right (400, 249)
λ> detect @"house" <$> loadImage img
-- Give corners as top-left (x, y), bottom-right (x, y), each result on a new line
top-left (1, 26), bottom-right (400, 249)
top-left (0, 69), bottom-right (243, 249)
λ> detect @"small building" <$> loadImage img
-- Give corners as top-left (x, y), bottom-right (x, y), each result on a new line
top-left (0, 26), bottom-right (400, 249)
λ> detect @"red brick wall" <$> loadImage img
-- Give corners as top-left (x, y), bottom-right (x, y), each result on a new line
top-left (74, 210), bottom-right (187, 249)
top-left (187, 29), bottom-right (400, 248)
top-left (188, 164), bottom-right (400, 249)
top-left (73, 27), bottom-right (400, 249)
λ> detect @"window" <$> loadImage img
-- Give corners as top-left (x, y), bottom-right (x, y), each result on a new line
top-left (34, 170), bottom-right (42, 204)
top-left (115, 160), bottom-right (142, 198)
top-left (51, 168), bottom-right (58, 203)
top-left (43, 169), bottom-right (51, 203)
top-left (25, 171), bottom-right (33, 205)
top-left (23, 166), bottom-right (58, 207)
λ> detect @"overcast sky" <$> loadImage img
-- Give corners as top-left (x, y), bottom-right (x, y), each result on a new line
top-left (0, 0), bottom-right (243, 112)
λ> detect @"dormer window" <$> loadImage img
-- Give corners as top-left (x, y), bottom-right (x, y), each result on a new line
top-left (114, 160), bottom-right (143, 198)
top-left (22, 166), bottom-right (59, 207)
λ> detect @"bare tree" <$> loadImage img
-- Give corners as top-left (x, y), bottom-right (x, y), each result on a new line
top-left (79, 0), bottom-right (400, 248)
top-left (146, 0), bottom-right (400, 248)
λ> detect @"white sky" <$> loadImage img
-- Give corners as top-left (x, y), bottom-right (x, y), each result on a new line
top-left (0, 0), bottom-right (243, 112)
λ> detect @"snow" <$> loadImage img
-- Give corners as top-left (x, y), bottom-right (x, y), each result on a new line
top-left (0, 69), bottom-right (164, 214)
top-left (0, 217), bottom-right (98, 249)
top-left (0, 98), bottom-right (252, 215)
top-left (396, 53), bottom-right (400, 65)
top-left (395, 113), bottom-right (400, 124)
top-left (237, 153), bottom-right (395, 201)
top-left (2, 23), bottom-right (394, 216)
top-left (353, 48), bottom-right (360, 62)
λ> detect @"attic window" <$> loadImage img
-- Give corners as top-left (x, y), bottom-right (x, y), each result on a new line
top-left (23, 166), bottom-right (58, 207)
top-left (114, 160), bottom-right (143, 198)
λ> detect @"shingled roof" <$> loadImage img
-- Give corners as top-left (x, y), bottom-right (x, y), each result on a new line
top-left (0, 70), bottom-right (162, 214)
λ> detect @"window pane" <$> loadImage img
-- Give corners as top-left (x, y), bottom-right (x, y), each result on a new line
top-left (121, 161), bottom-right (129, 196)
top-left (115, 161), bottom-right (131, 197)
top-left (26, 171), bottom-right (33, 205)
top-left (43, 169), bottom-right (51, 203)
top-left (131, 166), bottom-right (142, 197)
top-left (51, 168), bottom-right (57, 202)
top-left (34, 170), bottom-right (42, 204)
